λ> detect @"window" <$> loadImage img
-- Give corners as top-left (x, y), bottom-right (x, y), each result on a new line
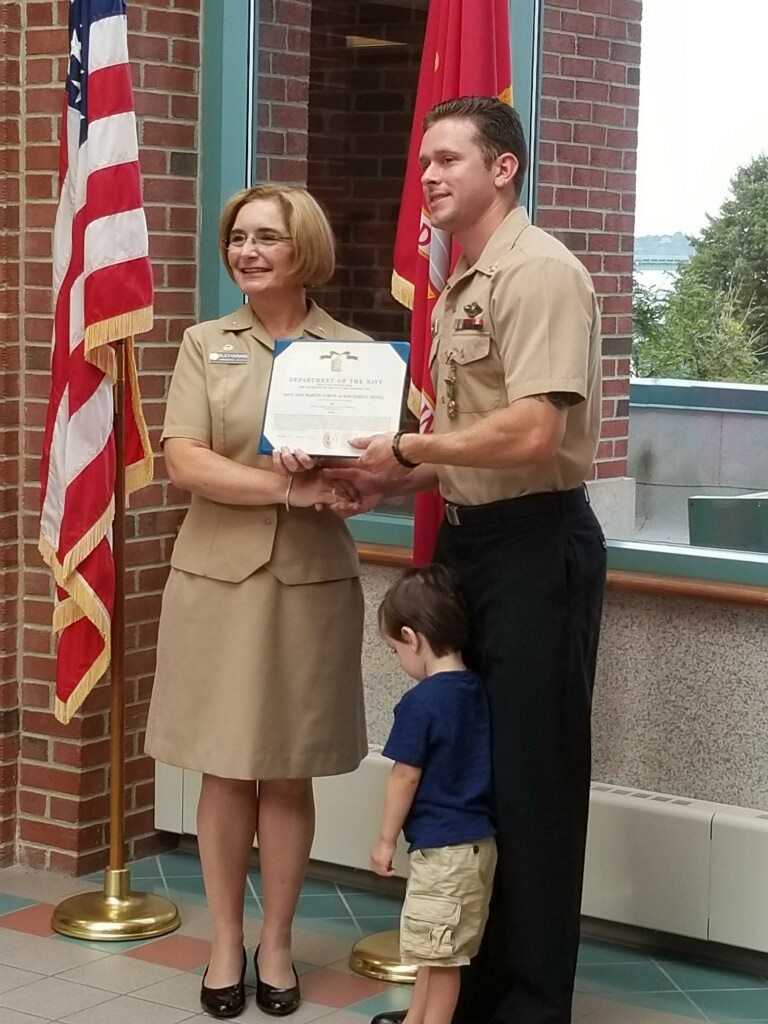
top-left (198, 0), bottom-right (544, 552)
top-left (629, 0), bottom-right (768, 560)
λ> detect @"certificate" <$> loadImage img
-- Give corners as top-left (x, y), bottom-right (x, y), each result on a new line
top-left (258, 339), bottom-right (410, 457)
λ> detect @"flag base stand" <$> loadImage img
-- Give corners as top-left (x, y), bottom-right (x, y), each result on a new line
top-left (51, 343), bottom-right (177, 945)
top-left (349, 929), bottom-right (417, 984)
top-left (51, 867), bottom-right (180, 941)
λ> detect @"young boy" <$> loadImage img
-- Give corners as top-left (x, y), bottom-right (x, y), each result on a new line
top-left (370, 565), bottom-right (497, 1024)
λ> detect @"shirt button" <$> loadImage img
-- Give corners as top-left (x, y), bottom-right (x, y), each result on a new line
top-left (264, 517), bottom-right (273, 525)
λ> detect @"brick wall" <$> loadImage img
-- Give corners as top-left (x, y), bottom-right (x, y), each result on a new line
top-left (536, 0), bottom-right (641, 480)
top-left (307, 1), bottom-right (425, 339)
top-left (16, 0), bottom-right (201, 873)
top-left (0, 0), bottom-right (22, 867)
top-left (255, 0), bottom-right (426, 340)
top-left (255, 0), bottom-right (312, 186)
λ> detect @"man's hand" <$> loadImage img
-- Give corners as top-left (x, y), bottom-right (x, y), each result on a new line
top-left (349, 433), bottom-right (412, 481)
top-left (370, 838), bottom-right (397, 877)
top-left (321, 466), bottom-right (384, 515)
top-left (326, 493), bottom-right (381, 519)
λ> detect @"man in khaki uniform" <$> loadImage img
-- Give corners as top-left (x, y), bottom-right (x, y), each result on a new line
top-left (347, 97), bottom-right (607, 1024)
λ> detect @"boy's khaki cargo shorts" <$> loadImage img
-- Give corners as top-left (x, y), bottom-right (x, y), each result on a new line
top-left (399, 837), bottom-right (497, 967)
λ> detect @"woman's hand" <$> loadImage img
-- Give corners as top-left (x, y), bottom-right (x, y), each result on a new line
top-left (286, 471), bottom-right (359, 514)
top-left (285, 471), bottom-right (334, 508)
top-left (272, 447), bottom-right (321, 476)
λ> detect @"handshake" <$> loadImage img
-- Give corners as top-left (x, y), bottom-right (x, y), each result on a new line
top-left (271, 432), bottom-right (412, 516)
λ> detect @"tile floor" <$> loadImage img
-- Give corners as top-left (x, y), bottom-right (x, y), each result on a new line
top-left (0, 850), bottom-right (764, 1022)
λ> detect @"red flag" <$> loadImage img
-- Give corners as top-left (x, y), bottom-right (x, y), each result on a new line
top-left (39, 0), bottom-right (153, 724)
top-left (392, 0), bottom-right (512, 564)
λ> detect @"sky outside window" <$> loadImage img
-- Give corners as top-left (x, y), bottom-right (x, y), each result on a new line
top-left (635, 0), bottom-right (768, 238)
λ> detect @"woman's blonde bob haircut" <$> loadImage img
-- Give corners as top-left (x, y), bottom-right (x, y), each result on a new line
top-left (219, 185), bottom-right (336, 288)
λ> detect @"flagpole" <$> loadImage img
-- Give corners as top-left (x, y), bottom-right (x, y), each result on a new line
top-left (110, 337), bottom-right (127, 871)
top-left (51, 341), bottom-right (180, 941)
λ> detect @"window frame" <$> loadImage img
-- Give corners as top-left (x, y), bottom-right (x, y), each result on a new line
top-left (198, 0), bottom-right (259, 322)
top-left (197, 1), bottom-right (768, 588)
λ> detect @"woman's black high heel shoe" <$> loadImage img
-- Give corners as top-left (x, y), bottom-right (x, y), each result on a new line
top-left (200, 947), bottom-right (247, 1018)
top-left (254, 945), bottom-right (300, 1016)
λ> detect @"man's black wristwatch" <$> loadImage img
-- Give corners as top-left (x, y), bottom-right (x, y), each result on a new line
top-left (391, 430), bottom-right (420, 469)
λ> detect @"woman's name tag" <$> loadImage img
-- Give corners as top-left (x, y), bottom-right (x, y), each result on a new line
top-left (209, 351), bottom-right (249, 364)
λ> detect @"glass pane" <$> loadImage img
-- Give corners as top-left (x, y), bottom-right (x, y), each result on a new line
top-left (629, 0), bottom-right (768, 554)
top-left (308, 1), bottom-right (428, 520)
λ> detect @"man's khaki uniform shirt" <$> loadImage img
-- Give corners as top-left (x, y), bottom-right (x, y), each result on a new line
top-left (163, 300), bottom-right (368, 585)
top-left (430, 206), bottom-right (602, 506)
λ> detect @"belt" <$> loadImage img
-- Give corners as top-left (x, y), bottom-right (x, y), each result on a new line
top-left (443, 486), bottom-right (588, 527)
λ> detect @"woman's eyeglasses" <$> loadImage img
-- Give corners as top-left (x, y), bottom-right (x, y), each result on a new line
top-left (226, 231), bottom-right (293, 249)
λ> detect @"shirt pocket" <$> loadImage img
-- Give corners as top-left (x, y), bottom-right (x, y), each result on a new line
top-left (445, 332), bottom-right (504, 414)
top-left (209, 354), bottom-right (268, 461)
top-left (402, 893), bottom-right (461, 958)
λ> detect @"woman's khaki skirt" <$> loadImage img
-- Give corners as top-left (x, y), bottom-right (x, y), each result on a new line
top-left (145, 567), bottom-right (367, 780)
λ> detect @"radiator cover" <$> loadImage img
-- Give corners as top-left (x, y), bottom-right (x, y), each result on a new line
top-left (155, 756), bottom-right (768, 954)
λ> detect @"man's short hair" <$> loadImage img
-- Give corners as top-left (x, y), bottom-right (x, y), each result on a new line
top-left (219, 184), bottom-right (336, 287)
top-left (378, 564), bottom-right (470, 658)
top-left (423, 95), bottom-right (528, 198)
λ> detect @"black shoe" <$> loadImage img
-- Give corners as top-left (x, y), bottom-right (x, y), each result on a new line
top-left (254, 945), bottom-right (301, 1016)
top-left (200, 947), bottom-right (247, 1018)
top-left (370, 1012), bottom-right (407, 1024)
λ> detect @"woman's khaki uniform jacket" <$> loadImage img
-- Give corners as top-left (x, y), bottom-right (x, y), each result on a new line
top-left (145, 300), bottom-right (370, 781)
top-left (167, 300), bottom-right (370, 585)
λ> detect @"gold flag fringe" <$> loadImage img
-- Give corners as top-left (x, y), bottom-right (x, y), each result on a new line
top-left (39, 498), bottom-right (115, 593)
top-left (39, 550), bottom-right (113, 725)
top-left (407, 382), bottom-right (422, 420)
top-left (39, 541), bottom-right (112, 644)
top-left (52, 597), bottom-right (85, 631)
top-left (124, 335), bottom-right (154, 495)
top-left (84, 307), bottom-right (153, 355)
top-left (55, 643), bottom-right (111, 725)
top-left (391, 269), bottom-right (416, 311)
top-left (41, 311), bottom-right (155, 724)
top-left (83, 308), bottom-right (153, 379)
top-left (86, 341), bottom-right (117, 380)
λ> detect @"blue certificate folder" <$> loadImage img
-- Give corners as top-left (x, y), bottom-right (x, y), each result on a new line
top-left (258, 339), bottom-right (411, 457)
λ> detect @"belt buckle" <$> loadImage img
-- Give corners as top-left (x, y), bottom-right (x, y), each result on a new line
top-left (444, 503), bottom-right (461, 527)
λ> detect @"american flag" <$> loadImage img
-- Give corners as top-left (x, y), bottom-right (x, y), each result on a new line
top-left (39, 0), bottom-right (153, 725)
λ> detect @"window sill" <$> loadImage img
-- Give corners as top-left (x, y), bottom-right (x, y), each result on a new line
top-left (608, 539), bottom-right (768, 590)
top-left (356, 539), bottom-right (768, 607)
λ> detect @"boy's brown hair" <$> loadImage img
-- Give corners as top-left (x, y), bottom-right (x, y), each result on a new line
top-left (378, 564), bottom-right (470, 657)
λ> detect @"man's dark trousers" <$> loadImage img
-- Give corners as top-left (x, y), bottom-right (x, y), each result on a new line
top-left (435, 487), bottom-right (607, 1024)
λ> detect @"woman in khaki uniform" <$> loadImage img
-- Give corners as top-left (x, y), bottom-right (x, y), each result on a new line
top-left (145, 186), bottom-right (368, 1019)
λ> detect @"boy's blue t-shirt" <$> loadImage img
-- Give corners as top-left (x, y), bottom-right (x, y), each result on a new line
top-left (382, 669), bottom-right (495, 852)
